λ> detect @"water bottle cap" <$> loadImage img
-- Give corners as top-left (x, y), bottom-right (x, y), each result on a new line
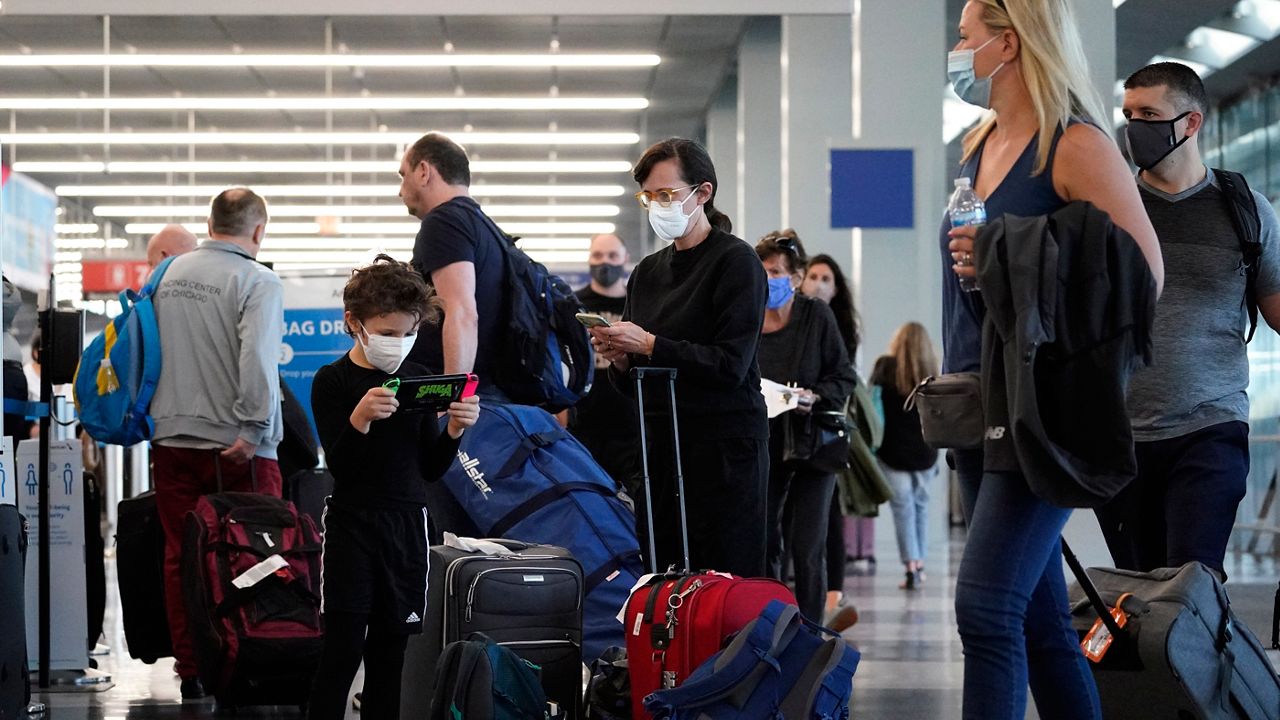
top-left (954, 177), bottom-right (971, 188)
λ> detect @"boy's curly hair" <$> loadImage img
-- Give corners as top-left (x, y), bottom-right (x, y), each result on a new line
top-left (342, 254), bottom-right (441, 335)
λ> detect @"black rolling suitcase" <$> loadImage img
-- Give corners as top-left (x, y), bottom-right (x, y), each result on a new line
top-left (115, 491), bottom-right (173, 663)
top-left (401, 538), bottom-right (585, 719)
top-left (1065, 541), bottom-right (1280, 719)
top-left (283, 467), bottom-right (332, 529)
top-left (0, 505), bottom-right (28, 720)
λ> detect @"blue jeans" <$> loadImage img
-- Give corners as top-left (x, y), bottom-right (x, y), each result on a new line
top-left (880, 460), bottom-right (934, 565)
top-left (954, 464), bottom-right (1101, 720)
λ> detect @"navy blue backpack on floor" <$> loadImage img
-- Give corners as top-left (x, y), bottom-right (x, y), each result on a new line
top-left (439, 402), bottom-right (643, 663)
top-left (643, 600), bottom-right (860, 720)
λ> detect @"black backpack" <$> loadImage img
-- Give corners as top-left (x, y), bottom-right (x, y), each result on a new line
top-left (468, 206), bottom-right (593, 411)
top-left (1211, 168), bottom-right (1264, 343)
top-left (430, 634), bottom-right (550, 720)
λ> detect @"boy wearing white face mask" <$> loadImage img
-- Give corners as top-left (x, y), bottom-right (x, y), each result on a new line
top-left (307, 255), bottom-right (480, 720)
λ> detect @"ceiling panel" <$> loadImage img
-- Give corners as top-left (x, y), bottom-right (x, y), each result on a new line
top-left (0, 13), bottom-right (744, 268)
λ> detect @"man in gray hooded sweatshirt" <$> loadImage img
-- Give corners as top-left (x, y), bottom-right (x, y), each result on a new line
top-left (149, 187), bottom-right (284, 699)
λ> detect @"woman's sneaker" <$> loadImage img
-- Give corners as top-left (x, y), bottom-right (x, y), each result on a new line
top-left (823, 601), bottom-right (859, 633)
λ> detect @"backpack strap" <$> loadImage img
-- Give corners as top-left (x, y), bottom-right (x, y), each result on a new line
top-left (1211, 168), bottom-right (1263, 343)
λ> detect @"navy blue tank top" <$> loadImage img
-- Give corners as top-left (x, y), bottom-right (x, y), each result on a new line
top-left (939, 126), bottom-right (1069, 374)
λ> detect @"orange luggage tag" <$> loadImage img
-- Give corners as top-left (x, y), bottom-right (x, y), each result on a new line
top-left (1081, 592), bottom-right (1133, 663)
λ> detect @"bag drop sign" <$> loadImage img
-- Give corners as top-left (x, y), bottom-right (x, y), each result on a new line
top-left (278, 272), bottom-right (352, 434)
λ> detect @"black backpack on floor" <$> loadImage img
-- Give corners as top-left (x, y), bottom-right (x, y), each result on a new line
top-left (430, 634), bottom-right (551, 720)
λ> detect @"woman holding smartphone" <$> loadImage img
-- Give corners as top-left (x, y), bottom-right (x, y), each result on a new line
top-left (589, 137), bottom-right (770, 579)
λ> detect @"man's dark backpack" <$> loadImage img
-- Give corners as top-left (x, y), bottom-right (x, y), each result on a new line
top-left (1212, 168), bottom-right (1264, 342)
top-left (470, 208), bottom-right (593, 411)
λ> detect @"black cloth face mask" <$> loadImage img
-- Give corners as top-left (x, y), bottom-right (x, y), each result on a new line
top-left (1125, 111), bottom-right (1193, 171)
top-left (589, 262), bottom-right (626, 287)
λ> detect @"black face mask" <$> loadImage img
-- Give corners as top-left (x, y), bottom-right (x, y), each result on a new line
top-left (589, 262), bottom-right (626, 287)
top-left (1125, 111), bottom-right (1193, 171)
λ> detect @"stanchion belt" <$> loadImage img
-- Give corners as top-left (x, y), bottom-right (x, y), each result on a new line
top-left (3, 398), bottom-right (50, 419)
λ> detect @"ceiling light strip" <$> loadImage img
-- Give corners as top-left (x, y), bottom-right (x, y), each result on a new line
top-left (56, 184), bottom-right (628, 198)
top-left (4, 131), bottom-right (641, 146)
top-left (93, 204), bottom-right (620, 218)
top-left (0, 54), bottom-right (661, 68)
top-left (20, 160), bottom-right (632, 174)
top-left (0, 97), bottom-right (650, 111)
top-left (125, 221), bottom-right (616, 235)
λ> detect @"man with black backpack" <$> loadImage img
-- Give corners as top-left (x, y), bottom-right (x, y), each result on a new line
top-left (1096, 62), bottom-right (1280, 579)
top-left (399, 133), bottom-right (506, 396)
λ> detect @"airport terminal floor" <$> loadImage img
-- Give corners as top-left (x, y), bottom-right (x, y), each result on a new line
top-left (29, 508), bottom-right (1280, 720)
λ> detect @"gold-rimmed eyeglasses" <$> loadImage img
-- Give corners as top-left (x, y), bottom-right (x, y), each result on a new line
top-left (634, 185), bottom-right (697, 209)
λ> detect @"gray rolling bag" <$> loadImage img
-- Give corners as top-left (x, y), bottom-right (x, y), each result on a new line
top-left (1064, 542), bottom-right (1280, 719)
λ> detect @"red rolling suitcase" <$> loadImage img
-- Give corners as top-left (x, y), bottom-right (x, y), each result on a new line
top-left (622, 368), bottom-right (797, 719)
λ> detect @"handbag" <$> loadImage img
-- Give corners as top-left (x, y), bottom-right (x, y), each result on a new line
top-left (783, 400), bottom-right (853, 474)
top-left (904, 373), bottom-right (983, 450)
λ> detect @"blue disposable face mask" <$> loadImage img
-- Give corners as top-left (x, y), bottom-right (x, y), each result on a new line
top-left (766, 276), bottom-right (795, 310)
top-left (948, 35), bottom-right (1005, 109)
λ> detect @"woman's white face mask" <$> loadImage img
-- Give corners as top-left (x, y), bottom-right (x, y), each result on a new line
top-left (358, 323), bottom-right (416, 374)
top-left (647, 187), bottom-right (702, 242)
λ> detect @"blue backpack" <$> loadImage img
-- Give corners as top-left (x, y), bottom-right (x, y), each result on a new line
top-left (644, 600), bottom-right (861, 720)
top-left (439, 403), bottom-right (643, 663)
top-left (73, 256), bottom-right (175, 447)
top-left (470, 208), bottom-right (593, 412)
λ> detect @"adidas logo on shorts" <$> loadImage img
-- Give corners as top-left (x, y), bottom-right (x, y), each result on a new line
top-left (405, 611), bottom-right (421, 623)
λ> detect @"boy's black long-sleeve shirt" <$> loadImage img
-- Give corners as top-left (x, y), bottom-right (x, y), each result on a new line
top-left (311, 354), bottom-right (460, 510)
top-left (609, 229), bottom-right (769, 439)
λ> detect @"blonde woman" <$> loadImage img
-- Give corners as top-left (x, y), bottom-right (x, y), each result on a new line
top-left (870, 323), bottom-right (939, 592)
top-left (941, 1), bottom-right (1162, 718)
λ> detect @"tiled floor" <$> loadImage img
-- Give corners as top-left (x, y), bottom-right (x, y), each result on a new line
top-left (24, 505), bottom-right (1280, 720)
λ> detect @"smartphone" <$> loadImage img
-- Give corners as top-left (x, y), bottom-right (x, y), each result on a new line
top-left (575, 312), bottom-right (612, 329)
top-left (382, 373), bottom-right (479, 413)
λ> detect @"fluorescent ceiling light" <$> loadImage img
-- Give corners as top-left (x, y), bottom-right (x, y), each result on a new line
top-left (55, 237), bottom-right (129, 249)
top-left (54, 251), bottom-right (84, 262)
top-left (20, 160), bottom-right (632, 175)
top-left (55, 223), bottom-right (99, 233)
top-left (1114, 0), bottom-right (1127, 7)
top-left (56, 183), bottom-right (628, 198)
top-left (1148, 54), bottom-right (1215, 78)
top-left (95, 203), bottom-right (618, 218)
top-left (515, 239), bottom-right (591, 251)
top-left (0, 53), bottom-right (661, 68)
top-left (0, 97), bottom-right (650, 112)
top-left (260, 249), bottom-right (589, 267)
top-left (4, 131), bottom-right (641, 146)
top-left (1189, 26), bottom-right (1260, 65)
top-left (126, 221), bottom-right (616, 235)
top-left (1248, 0), bottom-right (1280, 36)
top-left (259, 236), bottom-right (593, 251)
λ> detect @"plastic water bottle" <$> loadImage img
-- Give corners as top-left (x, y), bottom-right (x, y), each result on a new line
top-left (948, 177), bottom-right (985, 292)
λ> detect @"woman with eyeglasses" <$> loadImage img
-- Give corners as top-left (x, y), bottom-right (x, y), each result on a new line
top-left (944, 1), bottom-right (1162, 718)
top-left (589, 137), bottom-right (770, 578)
top-left (753, 230), bottom-right (856, 626)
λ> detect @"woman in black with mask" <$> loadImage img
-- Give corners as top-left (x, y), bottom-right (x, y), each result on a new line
top-left (589, 138), bottom-right (770, 578)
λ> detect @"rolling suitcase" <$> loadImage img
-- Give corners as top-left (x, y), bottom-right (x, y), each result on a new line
top-left (181, 463), bottom-right (323, 710)
top-left (622, 368), bottom-right (798, 720)
top-left (1065, 541), bottom-right (1280, 719)
top-left (0, 505), bottom-right (27, 720)
top-left (401, 538), bottom-right (585, 720)
top-left (114, 490), bottom-right (172, 663)
top-left (283, 466), bottom-right (332, 529)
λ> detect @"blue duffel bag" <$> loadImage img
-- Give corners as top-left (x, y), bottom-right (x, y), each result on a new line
top-left (439, 402), bottom-right (643, 663)
top-left (644, 600), bottom-right (861, 719)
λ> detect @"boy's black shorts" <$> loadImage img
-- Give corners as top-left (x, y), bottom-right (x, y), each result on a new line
top-left (319, 499), bottom-right (429, 634)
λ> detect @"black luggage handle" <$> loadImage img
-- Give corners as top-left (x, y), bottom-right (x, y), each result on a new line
top-left (1061, 538), bottom-right (1125, 640)
top-left (214, 452), bottom-right (259, 494)
top-left (633, 367), bottom-right (691, 574)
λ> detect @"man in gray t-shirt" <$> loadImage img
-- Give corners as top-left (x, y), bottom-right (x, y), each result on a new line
top-left (1097, 62), bottom-right (1280, 578)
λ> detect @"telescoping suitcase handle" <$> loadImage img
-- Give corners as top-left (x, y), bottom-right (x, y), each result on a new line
top-left (213, 452), bottom-right (259, 494)
top-left (1061, 538), bottom-right (1125, 640)
top-left (632, 367), bottom-right (691, 575)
